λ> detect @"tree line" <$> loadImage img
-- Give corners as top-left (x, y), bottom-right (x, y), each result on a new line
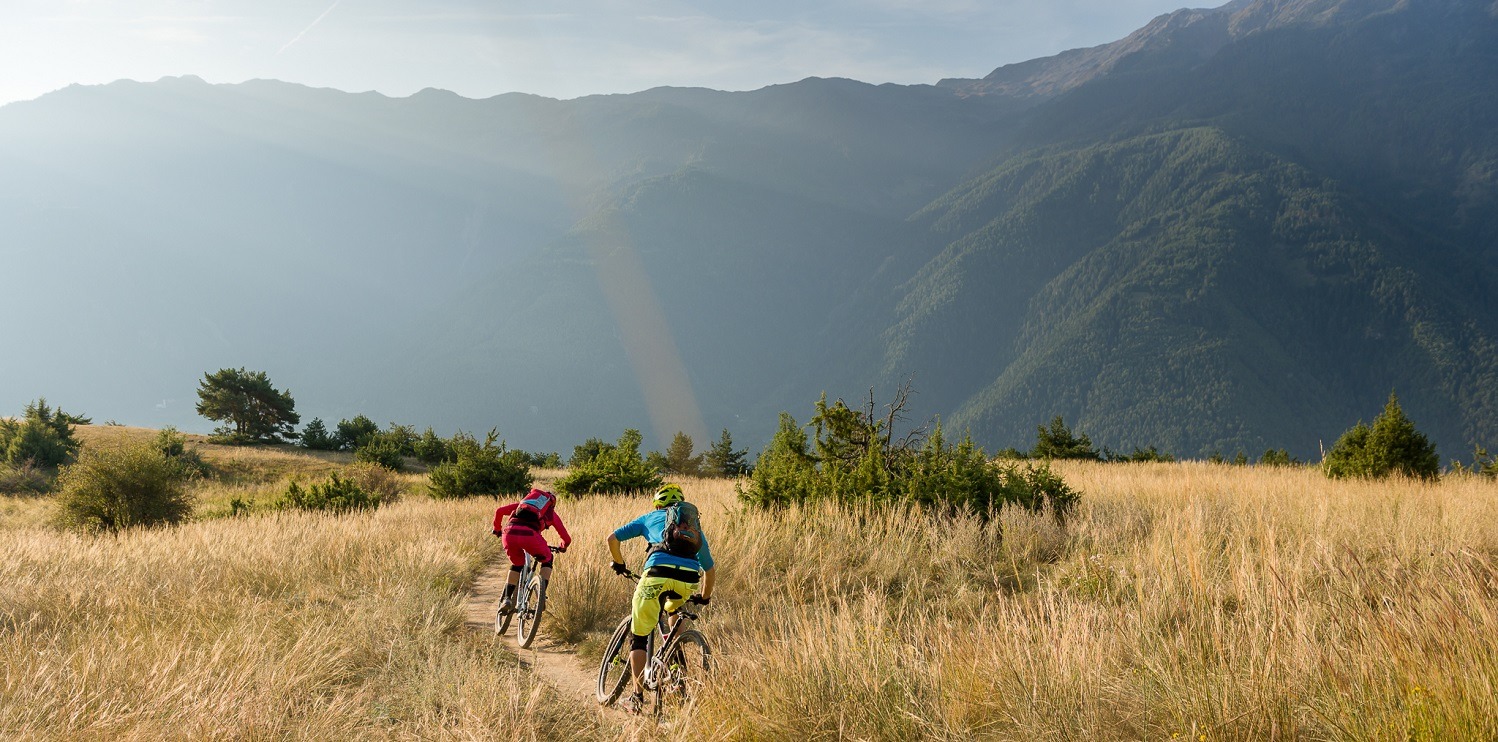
top-left (5, 368), bottom-right (1494, 535)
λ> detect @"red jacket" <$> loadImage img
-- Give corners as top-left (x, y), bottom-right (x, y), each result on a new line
top-left (494, 502), bottom-right (572, 547)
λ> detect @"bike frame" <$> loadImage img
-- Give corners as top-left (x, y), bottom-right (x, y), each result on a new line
top-left (514, 552), bottom-right (538, 613)
top-left (642, 606), bottom-right (697, 689)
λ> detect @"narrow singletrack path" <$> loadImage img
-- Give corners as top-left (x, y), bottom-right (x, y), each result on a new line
top-left (462, 560), bottom-right (635, 726)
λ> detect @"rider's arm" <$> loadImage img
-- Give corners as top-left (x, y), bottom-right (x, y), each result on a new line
top-left (550, 511), bottom-right (572, 548)
top-left (608, 516), bottom-right (646, 566)
top-left (492, 503), bottom-right (518, 534)
top-left (701, 567), bottom-right (715, 600)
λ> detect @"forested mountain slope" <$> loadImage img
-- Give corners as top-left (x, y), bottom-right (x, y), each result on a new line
top-left (3, 0), bottom-right (1494, 458)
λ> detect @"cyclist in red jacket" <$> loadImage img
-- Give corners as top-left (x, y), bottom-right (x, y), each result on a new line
top-left (493, 488), bottom-right (571, 614)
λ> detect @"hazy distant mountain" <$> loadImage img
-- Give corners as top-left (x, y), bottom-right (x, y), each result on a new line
top-left (3, 0), bottom-right (1495, 459)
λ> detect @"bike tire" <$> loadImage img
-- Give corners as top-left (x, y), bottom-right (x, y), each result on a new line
top-left (516, 580), bottom-right (544, 648)
top-left (596, 616), bottom-right (644, 705)
top-left (653, 629), bottom-right (711, 715)
top-left (494, 600), bottom-right (514, 636)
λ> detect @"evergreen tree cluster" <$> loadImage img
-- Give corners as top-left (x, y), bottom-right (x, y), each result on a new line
top-left (556, 429), bottom-right (663, 496)
top-left (0, 398), bottom-right (87, 469)
top-left (739, 393), bottom-right (1078, 517)
top-left (1323, 393), bottom-right (1440, 480)
top-left (427, 429), bottom-right (533, 499)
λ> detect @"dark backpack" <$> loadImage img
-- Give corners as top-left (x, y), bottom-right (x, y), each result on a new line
top-left (653, 501), bottom-right (703, 559)
top-left (508, 489), bottom-right (555, 529)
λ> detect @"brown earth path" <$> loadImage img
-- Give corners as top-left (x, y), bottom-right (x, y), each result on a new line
top-left (462, 560), bottom-right (640, 732)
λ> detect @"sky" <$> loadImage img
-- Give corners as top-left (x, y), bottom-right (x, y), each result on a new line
top-left (0, 0), bottom-right (1219, 107)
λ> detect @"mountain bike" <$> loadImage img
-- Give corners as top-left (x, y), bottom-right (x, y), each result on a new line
top-left (495, 545), bottom-right (561, 649)
top-left (595, 568), bottom-right (712, 717)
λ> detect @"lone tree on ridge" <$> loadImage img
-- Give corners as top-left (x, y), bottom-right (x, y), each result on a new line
top-left (195, 367), bottom-right (300, 444)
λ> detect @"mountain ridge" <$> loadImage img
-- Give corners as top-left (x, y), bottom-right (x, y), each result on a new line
top-left (3, 0), bottom-right (1495, 460)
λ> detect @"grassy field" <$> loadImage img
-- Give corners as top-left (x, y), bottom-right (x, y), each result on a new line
top-left (3, 427), bottom-right (1496, 739)
top-left (546, 464), bottom-right (1498, 740)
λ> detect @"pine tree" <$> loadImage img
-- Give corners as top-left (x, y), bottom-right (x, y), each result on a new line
top-left (333, 415), bottom-right (379, 451)
top-left (704, 428), bottom-right (749, 477)
top-left (1030, 416), bottom-right (1099, 460)
top-left (664, 431), bottom-right (703, 475)
top-left (0, 398), bottom-right (88, 468)
top-left (195, 368), bottom-right (300, 444)
top-left (1323, 392), bottom-right (1439, 480)
top-left (299, 418), bottom-right (338, 451)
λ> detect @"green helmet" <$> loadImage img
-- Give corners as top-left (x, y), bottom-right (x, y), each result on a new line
top-left (653, 483), bottom-right (685, 507)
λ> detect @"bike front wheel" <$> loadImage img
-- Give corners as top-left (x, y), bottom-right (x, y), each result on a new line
top-left (516, 580), bottom-right (544, 648)
top-left (596, 616), bottom-right (647, 705)
top-left (494, 598), bottom-right (514, 636)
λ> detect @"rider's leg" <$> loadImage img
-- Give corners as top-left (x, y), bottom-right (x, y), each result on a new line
top-left (499, 530), bottom-right (528, 611)
top-left (499, 565), bottom-right (522, 611)
top-left (536, 562), bottom-right (553, 612)
top-left (629, 634), bottom-right (650, 695)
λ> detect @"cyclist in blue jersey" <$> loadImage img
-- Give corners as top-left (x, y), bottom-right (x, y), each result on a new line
top-left (606, 483), bottom-right (715, 713)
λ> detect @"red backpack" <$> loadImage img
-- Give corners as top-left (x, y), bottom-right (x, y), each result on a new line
top-left (508, 489), bottom-right (556, 530)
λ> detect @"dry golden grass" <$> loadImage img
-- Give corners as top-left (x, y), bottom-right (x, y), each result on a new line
top-left (0, 497), bottom-right (606, 740)
top-left (542, 466), bottom-right (1498, 741)
top-left (8, 429), bottom-right (1498, 740)
top-left (72, 425), bottom-right (429, 516)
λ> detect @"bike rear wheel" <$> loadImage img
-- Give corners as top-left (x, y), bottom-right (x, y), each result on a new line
top-left (596, 616), bottom-right (647, 705)
top-left (652, 629), bottom-right (711, 715)
top-left (516, 580), bottom-right (544, 648)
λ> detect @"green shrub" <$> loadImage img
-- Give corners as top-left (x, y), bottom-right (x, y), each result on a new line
top-left (1451, 446), bottom-right (1497, 478)
top-left (739, 393), bottom-right (1080, 519)
top-left (737, 413), bottom-right (815, 508)
top-left (555, 429), bottom-right (663, 496)
top-left (1208, 450), bottom-right (1250, 465)
top-left (54, 443), bottom-right (193, 532)
top-left (1031, 416), bottom-right (1100, 460)
top-left (414, 427), bottom-right (451, 465)
top-left (0, 398), bottom-right (86, 469)
top-left (154, 426), bottom-right (210, 478)
top-left (334, 415), bottom-right (380, 451)
top-left (278, 473), bottom-right (387, 512)
top-left (340, 461), bottom-right (406, 503)
top-left (299, 418), bottom-right (339, 451)
top-left (355, 433), bottom-right (408, 472)
top-left (524, 450), bottom-right (564, 468)
top-left (1106, 445), bottom-right (1175, 463)
top-left (568, 437), bottom-right (610, 467)
top-left (0, 461), bottom-right (50, 495)
top-left (1323, 392), bottom-right (1439, 480)
top-left (428, 429), bottom-right (533, 499)
top-left (644, 450), bottom-right (669, 473)
top-left (1258, 448), bottom-right (1300, 467)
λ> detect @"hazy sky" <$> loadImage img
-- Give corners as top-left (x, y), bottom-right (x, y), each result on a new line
top-left (1, 0), bottom-right (1218, 106)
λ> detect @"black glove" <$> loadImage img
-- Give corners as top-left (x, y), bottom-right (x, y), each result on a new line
top-left (611, 562), bottom-right (630, 576)
top-left (492, 530), bottom-right (501, 537)
top-left (689, 595), bottom-right (710, 606)
top-left (554, 545), bottom-right (567, 553)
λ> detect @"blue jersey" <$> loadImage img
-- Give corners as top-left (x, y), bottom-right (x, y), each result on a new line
top-left (612, 508), bottom-right (714, 573)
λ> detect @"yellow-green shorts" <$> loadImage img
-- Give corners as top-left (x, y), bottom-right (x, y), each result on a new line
top-left (631, 574), bottom-right (698, 637)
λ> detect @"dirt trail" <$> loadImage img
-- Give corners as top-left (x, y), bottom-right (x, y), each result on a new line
top-left (462, 561), bottom-right (634, 727)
